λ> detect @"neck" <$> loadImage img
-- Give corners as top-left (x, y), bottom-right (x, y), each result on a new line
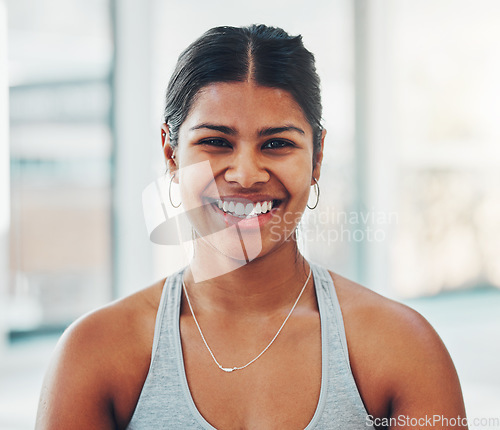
top-left (183, 239), bottom-right (312, 315)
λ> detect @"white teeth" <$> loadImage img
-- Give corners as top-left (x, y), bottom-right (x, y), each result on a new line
top-left (248, 208), bottom-right (258, 217)
top-left (216, 199), bottom-right (276, 217)
top-left (235, 202), bottom-right (244, 216)
top-left (244, 203), bottom-right (253, 216)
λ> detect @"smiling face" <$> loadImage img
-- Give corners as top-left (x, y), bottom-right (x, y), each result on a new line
top-left (163, 81), bottom-right (324, 265)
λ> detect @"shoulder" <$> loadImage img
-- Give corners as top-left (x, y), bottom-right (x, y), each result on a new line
top-left (330, 270), bottom-right (437, 348)
top-left (328, 271), bottom-right (466, 420)
top-left (58, 278), bottom-right (164, 370)
top-left (59, 279), bottom-right (164, 375)
top-left (36, 279), bottom-right (165, 429)
top-left (69, 278), bottom-right (165, 346)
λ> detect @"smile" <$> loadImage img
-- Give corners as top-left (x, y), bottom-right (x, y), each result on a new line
top-left (214, 199), bottom-right (280, 218)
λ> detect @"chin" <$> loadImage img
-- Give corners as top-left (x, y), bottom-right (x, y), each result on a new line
top-left (191, 224), bottom-right (262, 267)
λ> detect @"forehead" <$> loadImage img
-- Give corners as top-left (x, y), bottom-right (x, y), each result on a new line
top-left (181, 81), bottom-right (312, 134)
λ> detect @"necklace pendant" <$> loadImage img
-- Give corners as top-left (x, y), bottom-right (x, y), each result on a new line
top-left (221, 366), bottom-right (236, 372)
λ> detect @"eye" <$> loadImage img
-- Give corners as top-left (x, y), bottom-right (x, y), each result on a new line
top-left (198, 138), bottom-right (231, 148)
top-left (262, 139), bottom-right (294, 150)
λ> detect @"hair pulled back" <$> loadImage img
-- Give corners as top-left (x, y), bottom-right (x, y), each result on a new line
top-left (164, 24), bottom-right (323, 157)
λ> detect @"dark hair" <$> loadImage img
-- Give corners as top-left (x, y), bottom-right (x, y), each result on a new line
top-left (164, 24), bottom-right (323, 159)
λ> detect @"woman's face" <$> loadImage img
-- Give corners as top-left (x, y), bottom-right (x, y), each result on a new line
top-left (163, 81), bottom-right (323, 263)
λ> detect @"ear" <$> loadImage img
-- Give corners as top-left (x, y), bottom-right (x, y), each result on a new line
top-left (161, 124), bottom-right (179, 182)
top-left (312, 129), bottom-right (326, 184)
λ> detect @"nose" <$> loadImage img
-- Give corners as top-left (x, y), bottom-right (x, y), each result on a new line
top-left (224, 149), bottom-right (270, 188)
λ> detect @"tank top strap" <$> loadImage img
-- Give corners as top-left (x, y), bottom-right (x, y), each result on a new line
top-left (309, 262), bottom-right (351, 368)
top-left (149, 267), bottom-right (186, 372)
top-left (306, 261), bottom-right (373, 429)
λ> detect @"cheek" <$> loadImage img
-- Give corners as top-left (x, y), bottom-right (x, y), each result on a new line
top-left (282, 160), bottom-right (313, 200)
top-left (177, 160), bottom-right (217, 212)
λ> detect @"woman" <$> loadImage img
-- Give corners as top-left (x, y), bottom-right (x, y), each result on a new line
top-left (36, 25), bottom-right (468, 429)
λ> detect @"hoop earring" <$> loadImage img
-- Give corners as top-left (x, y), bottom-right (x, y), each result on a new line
top-left (307, 177), bottom-right (320, 210)
top-left (168, 174), bottom-right (181, 208)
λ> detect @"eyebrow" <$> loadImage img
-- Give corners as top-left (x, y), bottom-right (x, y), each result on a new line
top-left (258, 125), bottom-right (305, 136)
top-left (189, 123), bottom-right (305, 136)
top-left (189, 123), bottom-right (237, 135)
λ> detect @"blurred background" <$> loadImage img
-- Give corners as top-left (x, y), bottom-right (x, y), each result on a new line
top-left (0, 0), bottom-right (499, 428)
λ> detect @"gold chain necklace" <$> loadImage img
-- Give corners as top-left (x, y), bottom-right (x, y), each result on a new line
top-left (182, 266), bottom-right (312, 373)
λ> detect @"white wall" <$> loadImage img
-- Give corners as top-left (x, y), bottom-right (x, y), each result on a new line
top-left (113, 0), bottom-right (156, 296)
top-left (0, 0), bottom-right (10, 352)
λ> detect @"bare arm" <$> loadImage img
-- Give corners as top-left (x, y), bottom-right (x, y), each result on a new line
top-left (35, 284), bottom-right (160, 430)
top-left (333, 272), bottom-right (468, 429)
top-left (35, 311), bottom-right (118, 429)
top-left (386, 309), bottom-right (468, 429)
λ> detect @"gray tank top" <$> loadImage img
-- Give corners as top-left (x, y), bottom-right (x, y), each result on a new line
top-left (127, 262), bottom-right (373, 429)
